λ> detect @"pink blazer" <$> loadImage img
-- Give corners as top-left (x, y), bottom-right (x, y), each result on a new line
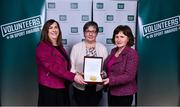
top-left (36, 41), bottom-right (75, 89)
top-left (104, 46), bottom-right (139, 96)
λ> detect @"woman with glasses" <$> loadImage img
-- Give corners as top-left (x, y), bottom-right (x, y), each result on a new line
top-left (70, 21), bottom-right (108, 106)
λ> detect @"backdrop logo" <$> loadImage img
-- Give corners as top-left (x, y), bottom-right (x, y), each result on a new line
top-left (71, 3), bottom-right (78, 9)
top-left (106, 15), bottom-right (114, 21)
top-left (1, 15), bottom-right (42, 39)
top-left (71, 27), bottom-right (78, 33)
top-left (48, 2), bottom-right (56, 9)
top-left (117, 3), bottom-right (124, 9)
top-left (59, 15), bottom-right (67, 21)
top-left (81, 15), bottom-right (89, 21)
top-left (106, 38), bottom-right (113, 44)
top-left (62, 39), bottom-right (67, 45)
top-left (128, 15), bottom-right (134, 21)
top-left (96, 3), bottom-right (104, 9)
top-left (99, 27), bottom-right (103, 33)
top-left (142, 15), bottom-right (180, 39)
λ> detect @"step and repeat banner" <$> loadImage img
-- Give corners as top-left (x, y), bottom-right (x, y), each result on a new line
top-left (0, 0), bottom-right (137, 105)
top-left (137, 0), bottom-right (180, 105)
top-left (46, 0), bottom-right (137, 53)
top-left (93, 0), bottom-right (137, 52)
top-left (46, 0), bottom-right (92, 53)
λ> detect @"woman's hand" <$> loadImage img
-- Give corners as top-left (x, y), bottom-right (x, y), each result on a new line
top-left (76, 71), bottom-right (84, 76)
top-left (74, 74), bottom-right (87, 85)
top-left (101, 71), bottom-right (107, 79)
top-left (102, 78), bottom-right (109, 85)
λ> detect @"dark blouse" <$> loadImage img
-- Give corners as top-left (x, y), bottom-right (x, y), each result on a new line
top-left (54, 46), bottom-right (71, 71)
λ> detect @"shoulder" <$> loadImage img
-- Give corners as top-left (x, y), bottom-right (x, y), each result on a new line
top-left (96, 42), bottom-right (108, 54)
top-left (96, 42), bottom-right (105, 46)
top-left (96, 42), bottom-right (106, 48)
top-left (110, 47), bottom-right (117, 54)
top-left (71, 42), bottom-right (85, 54)
top-left (36, 41), bottom-right (52, 52)
top-left (72, 42), bottom-right (84, 48)
top-left (127, 47), bottom-right (137, 54)
top-left (124, 47), bottom-right (138, 59)
top-left (36, 41), bottom-right (45, 49)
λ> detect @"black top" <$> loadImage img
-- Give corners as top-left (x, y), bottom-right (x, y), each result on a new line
top-left (54, 46), bottom-right (71, 71)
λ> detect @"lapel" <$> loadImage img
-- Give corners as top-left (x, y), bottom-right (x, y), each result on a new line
top-left (109, 46), bottom-right (129, 65)
top-left (44, 41), bottom-right (66, 61)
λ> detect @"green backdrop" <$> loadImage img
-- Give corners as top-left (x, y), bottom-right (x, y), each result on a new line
top-left (0, 0), bottom-right (44, 105)
top-left (137, 0), bottom-right (180, 105)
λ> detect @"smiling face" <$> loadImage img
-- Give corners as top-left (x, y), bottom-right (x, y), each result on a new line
top-left (115, 31), bottom-right (129, 48)
top-left (48, 22), bottom-right (60, 45)
top-left (84, 26), bottom-right (97, 43)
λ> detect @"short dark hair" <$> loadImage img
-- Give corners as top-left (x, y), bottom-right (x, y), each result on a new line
top-left (112, 25), bottom-right (134, 46)
top-left (40, 19), bottom-right (62, 46)
top-left (83, 21), bottom-right (99, 33)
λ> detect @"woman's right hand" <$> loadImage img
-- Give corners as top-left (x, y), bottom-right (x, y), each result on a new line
top-left (74, 74), bottom-right (87, 85)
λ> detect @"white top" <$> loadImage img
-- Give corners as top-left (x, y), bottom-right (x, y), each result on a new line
top-left (70, 41), bottom-right (108, 91)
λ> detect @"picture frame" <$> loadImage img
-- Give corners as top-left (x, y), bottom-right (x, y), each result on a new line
top-left (83, 56), bottom-right (103, 83)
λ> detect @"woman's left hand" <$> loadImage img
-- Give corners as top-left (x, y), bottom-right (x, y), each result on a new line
top-left (102, 78), bottom-right (109, 85)
top-left (101, 71), bottom-right (107, 79)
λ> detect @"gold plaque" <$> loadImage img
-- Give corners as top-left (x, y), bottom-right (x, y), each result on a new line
top-left (90, 76), bottom-right (97, 81)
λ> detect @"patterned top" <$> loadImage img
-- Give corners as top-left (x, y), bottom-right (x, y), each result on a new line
top-left (86, 47), bottom-right (97, 57)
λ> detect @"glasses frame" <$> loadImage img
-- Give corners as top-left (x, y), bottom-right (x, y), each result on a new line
top-left (85, 30), bottom-right (97, 34)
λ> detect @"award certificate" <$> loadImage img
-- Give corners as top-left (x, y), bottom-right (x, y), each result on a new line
top-left (83, 56), bottom-right (103, 83)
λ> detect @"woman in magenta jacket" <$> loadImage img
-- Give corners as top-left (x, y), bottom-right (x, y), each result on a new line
top-left (103, 25), bottom-right (139, 106)
top-left (36, 19), bottom-right (85, 106)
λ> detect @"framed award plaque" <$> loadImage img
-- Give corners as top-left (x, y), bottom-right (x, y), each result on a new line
top-left (83, 56), bottom-right (103, 83)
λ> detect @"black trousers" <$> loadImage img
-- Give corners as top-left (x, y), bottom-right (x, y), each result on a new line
top-left (108, 92), bottom-right (133, 106)
top-left (73, 85), bottom-right (102, 106)
top-left (38, 84), bottom-right (70, 106)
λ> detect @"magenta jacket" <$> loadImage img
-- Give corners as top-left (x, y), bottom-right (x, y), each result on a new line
top-left (36, 41), bottom-right (75, 89)
top-left (104, 46), bottom-right (139, 96)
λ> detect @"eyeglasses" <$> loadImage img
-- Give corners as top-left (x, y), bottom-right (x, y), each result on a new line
top-left (85, 30), bottom-right (97, 34)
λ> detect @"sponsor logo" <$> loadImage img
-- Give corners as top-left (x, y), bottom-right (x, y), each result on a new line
top-left (117, 3), bottom-right (124, 9)
top-left (71, 3), bottom-right (78, 9)
top-left (0, 15), bottom-right (42, 39)
top-left (82, 15), bottom-right (89, 21)
top-left (62, 39), bottom-right (67, 45)
top-left (106, 38), bottom-right (113, 44)
top-left (142, 15), bottom-right (180, 39)
top-left (96, 3), bottom-right (104, 9)
top-left (128, 15), bottom-right (134, 21)
top-left (106, 15), bottom-right (114, 21)
top-left (71, 27), bottom-right (78, 33)
top-left (59, 15), bottom-right (67, 21)
top-left (99, 27), bottom-right (103, 33)
top-left (48, 2), bottom-right (56, 9)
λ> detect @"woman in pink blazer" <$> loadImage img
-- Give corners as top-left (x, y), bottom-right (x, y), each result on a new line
top-left (36, 19), bottom-right (85, 106)
top-left (103, 25), bottom-right (139, 106)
